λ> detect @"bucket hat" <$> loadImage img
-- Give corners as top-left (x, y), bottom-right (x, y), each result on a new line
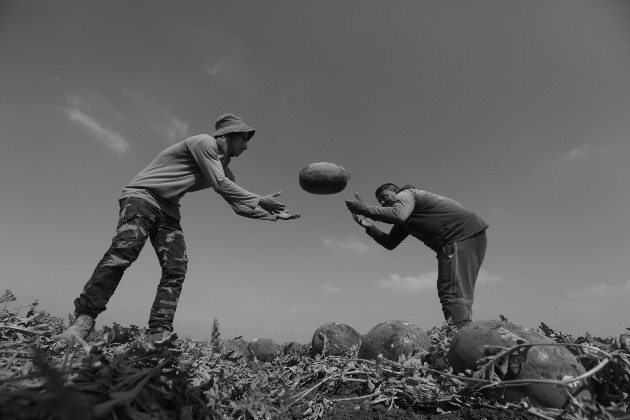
top-left (212, 113), bottom-right (255, 140)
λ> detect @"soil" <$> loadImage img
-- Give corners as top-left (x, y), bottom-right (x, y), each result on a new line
top-left (277, 402), bottom-right (541, 419)
top-left (274, 374), bottom-right (542, 420)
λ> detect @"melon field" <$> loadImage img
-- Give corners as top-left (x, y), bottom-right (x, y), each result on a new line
top-left (0, 290), bottom-right (628, 420)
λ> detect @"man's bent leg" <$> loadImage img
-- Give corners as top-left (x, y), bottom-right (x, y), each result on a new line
top-left (148, 216), bottom-right (187, 333)
top-left (73, 198), bottom-right (157, 318)
top-left (436, 231), bottom-right (487, 326)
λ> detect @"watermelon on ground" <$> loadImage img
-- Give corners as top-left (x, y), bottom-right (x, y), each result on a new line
top-left (248, 338), bottom-right (278, 362)
top-left (310, 322), bottom-right (362, 357)
top-left (283, 341), bottom-right (304, 356)
top-left (358, 320), bottom-right (431, 362)
top-left (447, 319), bottom-right (590, 408)
top-left (223, 337), bottom-right (254, 362)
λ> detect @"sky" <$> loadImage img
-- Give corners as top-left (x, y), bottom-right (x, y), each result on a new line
top-left (1, 1), bottom-right (629, 344)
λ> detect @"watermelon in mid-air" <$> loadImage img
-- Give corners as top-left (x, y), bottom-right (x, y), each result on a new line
top-left (299, 162), bottom-right (350, 194)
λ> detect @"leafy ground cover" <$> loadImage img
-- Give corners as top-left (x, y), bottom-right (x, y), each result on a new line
top-left (0, 290), bottom-right (628, 420)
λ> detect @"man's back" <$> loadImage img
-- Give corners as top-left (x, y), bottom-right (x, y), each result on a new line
top-left (398, 189), bottom-right (488, 251)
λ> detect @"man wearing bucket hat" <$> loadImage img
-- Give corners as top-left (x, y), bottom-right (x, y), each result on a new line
top-left (56, 113), bottom-right (300, 345)
top-left (345, 183), bottom-right (487, 327)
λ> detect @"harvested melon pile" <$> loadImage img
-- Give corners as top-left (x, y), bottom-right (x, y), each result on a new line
top-left (0, 291), bottom-right (628, 420)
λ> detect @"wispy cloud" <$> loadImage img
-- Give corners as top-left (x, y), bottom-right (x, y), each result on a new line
top-left (60, 106), bottom-right (130, 154)
top-left (562, 142), bottom-right (630, 169)
top-left (561, 301), bottom-right (602, 313)
top-left (562, 280), bottom-right (629, 314)
top-left (159, 112), bottom-right (189, 142)
top-left (477, 269), bottom-right (503, 284)
top-left (375, 271), bottom-right (436, 291)
top-left (565, 143), bottom-right (594, 163)
top-left (322, 236), bottom-right (371, 253)
top-left (121, 86), bottom-right (144, 103)
top-left (193, 26), bottom-right (246, 80)
top-left (204, 57), bottom-right (229, 77)
top-left (566, 280), bottom-right (630, 299)
top-left (122, 86), bottom-right (189, 142)
top-left (375, 269), bottom-right (502, 292)
top-left (322, 284), bottom-right (342, 294)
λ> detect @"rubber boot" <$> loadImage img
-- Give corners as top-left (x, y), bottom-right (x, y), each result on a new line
top-left (445, 303), bottom-right (472, 327)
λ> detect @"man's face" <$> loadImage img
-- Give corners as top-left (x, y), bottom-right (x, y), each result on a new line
top-left (227, 132), bottom-right (248, 157)
top-left (376, 189), bottom-right (398, 207)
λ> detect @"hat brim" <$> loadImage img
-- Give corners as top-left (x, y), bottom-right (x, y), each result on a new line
top-left (213, 124), bottom-right (255, 141)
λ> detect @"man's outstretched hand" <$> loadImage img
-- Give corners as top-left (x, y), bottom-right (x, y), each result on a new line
top-left (277, 211), bottom-right (301, 221)
top-left (345, 192), bottom-right (368, 214)
top-left (259, 191), bottom-right (287, 214)
top-left (259, 191), bottom-right (300, 220)
top-left (352, 213), bottom-right (372, 228)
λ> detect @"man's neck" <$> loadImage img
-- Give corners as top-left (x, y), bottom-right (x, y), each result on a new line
top-left (216, 136), bottom-right (230, 160)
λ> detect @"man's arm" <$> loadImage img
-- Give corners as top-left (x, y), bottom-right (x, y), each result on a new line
top-left (349, 196), bottom-right (408, 250)
top-left (222, 195), bottom-right (300, 221)
top-left (187, 135), bottom-right (286, 214)
top-left (351, 213), bottom-right (408, 250)
top-left (366, 224), bottom-right (409, 250)
top-left (224, 165), bottom-right (236, 182)
top-left (186, 135), bottom-right (260, 208)
top-left (346, 191), bottom-right (415, 225)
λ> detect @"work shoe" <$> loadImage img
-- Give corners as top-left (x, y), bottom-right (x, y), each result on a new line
top-left (148, 329), bottom-right (178, 345)
top-left (55, 314), bottom-right (95, 344)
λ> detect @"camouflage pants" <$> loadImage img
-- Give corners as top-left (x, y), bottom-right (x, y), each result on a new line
top-left (436, 230), bottom-right (487, 326)
top-left (74, 197), bottom-right (188, 333)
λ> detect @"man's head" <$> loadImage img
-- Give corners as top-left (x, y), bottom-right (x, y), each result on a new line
top-left (213, 113), bottom-right (255, 157)
top-left (224, 132), bottom-right (248, 157)
top-left (375, 183), bottom-right (400, 207)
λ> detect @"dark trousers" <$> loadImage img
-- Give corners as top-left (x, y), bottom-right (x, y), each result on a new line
top-left (74, 197), bottom-right (188, 332)
top-left (436, 230), bottom-right (487, 326)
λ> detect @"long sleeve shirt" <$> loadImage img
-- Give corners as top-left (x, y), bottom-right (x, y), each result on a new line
top-left (357, 189), bottom-right (488, 252)
top-left (120, 134), bottom-right (276, 221)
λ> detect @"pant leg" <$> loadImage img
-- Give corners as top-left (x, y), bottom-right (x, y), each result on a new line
top-left (436, 230), bottom-right (487, 325)
top-left (74, 198), bottom-right (159, 317)
top-left (147, 214), bottom-right (188, 332)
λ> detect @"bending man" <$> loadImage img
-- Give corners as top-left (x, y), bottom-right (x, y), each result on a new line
top-left (345, 183), bottom-right (487, 326)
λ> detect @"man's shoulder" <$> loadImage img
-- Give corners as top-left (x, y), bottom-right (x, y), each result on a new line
top-left (184, 134), bottom-right (221, 153)
top-left (396, 189), bottom-right (418, 202)
top-left (184, 133), bottom-right (215, 146)
top-left (397, 189), bottom-right (416, 197)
